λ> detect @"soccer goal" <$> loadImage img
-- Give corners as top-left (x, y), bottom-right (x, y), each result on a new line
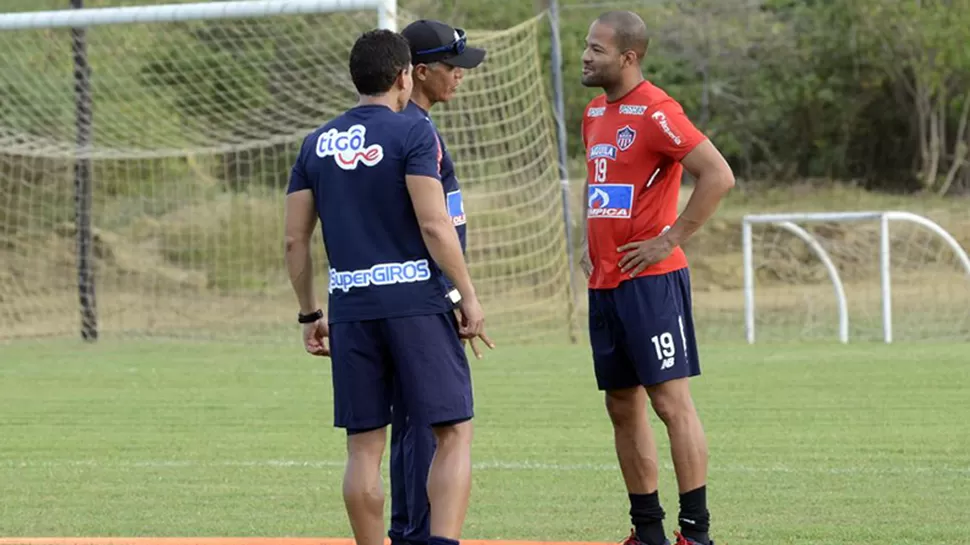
top-left (0, 1), bottom-right (573, 344)
top-left (742, 211), bottom-right (970, 344)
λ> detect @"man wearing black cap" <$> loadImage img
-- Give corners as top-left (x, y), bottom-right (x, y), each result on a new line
top-left (386, 18), bottom-right (490, 545)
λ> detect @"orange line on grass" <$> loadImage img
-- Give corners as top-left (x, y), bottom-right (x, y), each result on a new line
top-left (0, 537), bottom-right (607, 545)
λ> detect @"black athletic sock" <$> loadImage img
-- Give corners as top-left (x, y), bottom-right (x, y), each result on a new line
top-left (629, 492), bottom-right (666, 545)
top-left (429, 536), bottom-right (460, 545)
top-left (677, 486), bottom-right (711, 544)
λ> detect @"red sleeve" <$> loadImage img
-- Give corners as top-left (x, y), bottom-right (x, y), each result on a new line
top-left (644, 101), bottom-right (706, 161)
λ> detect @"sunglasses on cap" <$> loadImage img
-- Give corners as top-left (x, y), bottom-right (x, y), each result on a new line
top-left (415, 28), bottom-right (467, 57)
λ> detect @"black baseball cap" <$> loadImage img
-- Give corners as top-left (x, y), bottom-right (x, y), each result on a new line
top-left (402, 19), bottom-right (486, 69)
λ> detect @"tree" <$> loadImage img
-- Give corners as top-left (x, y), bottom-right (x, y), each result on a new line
top-left (860, 0), bottom-right (970, 194)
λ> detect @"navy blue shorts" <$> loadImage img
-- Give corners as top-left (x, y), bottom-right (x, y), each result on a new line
top-left (329, 312), bottom-right (474, 431)
top-left (588, 268), bottom-right (701, 391)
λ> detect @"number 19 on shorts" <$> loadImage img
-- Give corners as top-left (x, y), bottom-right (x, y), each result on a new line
top-left (651, 332), bottom-right (676, 370)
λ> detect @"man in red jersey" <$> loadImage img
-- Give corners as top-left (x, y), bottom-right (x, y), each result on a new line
top-left (579, 10), bottom-right (735, 545)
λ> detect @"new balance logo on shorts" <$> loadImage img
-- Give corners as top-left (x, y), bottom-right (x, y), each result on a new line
top-left (329, 260), bottom-right (432, 293)
top-left (587, 184), bottom-right (634, 219)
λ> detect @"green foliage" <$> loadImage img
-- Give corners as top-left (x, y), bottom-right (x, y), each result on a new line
top-left (537, 0), bottom-right (970, 192)
top-left (4, 0), bottom-right (969, 193)
top-left (139, 21), bottom-right (274, 123)
top-left (851, 0), bottom-right (970, 193)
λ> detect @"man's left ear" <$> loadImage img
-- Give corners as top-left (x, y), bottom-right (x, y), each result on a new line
top-left (622, 51), bottom-right (639, 68)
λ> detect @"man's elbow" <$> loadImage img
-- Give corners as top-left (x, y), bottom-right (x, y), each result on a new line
top-left (418, 215), bottom-right (453, 241)
top-left (284, 233), bottom-right (311, 255)
top-left (702, 163), bottom-right (735, 194)
top-left (720, 165), bottom-right (736, 192)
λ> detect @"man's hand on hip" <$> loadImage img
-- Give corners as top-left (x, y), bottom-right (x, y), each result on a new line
top-left (617, 233), bottom-right (675, 278)
top-left (580, 244), bottom-right (593, 279)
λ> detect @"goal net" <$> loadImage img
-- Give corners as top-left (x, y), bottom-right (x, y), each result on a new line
top-left (741, 211), bottom-right (970, 343)
top-left (0, 1), bottom-right (572, 344)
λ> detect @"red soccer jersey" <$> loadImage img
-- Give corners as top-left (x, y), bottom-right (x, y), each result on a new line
top-left (582, 80), bottom-right (707, 290)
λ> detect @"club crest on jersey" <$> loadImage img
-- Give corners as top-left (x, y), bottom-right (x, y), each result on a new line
top-left (316, 124), bottom-right (384, 170)
top-left (587, 184), bottom-right (634, 219)
top-left (446, 190), bottom-right (466, 226)
top-left (616, 125), bottom-right (637, 151)
top-left (588, 143), bottom-right (618, 160)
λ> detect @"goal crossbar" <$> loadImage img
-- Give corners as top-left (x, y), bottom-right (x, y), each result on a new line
top-left (742, 210), bottom-right (970, 344)
top-left (0, 0), bottom-right (398, 30)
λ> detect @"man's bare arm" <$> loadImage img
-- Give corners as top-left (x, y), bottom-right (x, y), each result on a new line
top-left (665, 139), bottom-right (735, 247)
top-left (582, 177), bottom-right (589, 234)
top-left (406, 173), bottom-right (476, 301)
top-left (284, 189), bottom-right (320, 314)
top-left (579, 176), bottom-right (593, 277)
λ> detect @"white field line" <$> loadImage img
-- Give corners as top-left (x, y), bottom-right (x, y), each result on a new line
top-left (2, 459), bottom-right (968, 475)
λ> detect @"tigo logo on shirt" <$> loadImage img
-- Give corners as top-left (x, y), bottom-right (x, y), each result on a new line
top-left (316, 124), bottom-right (384, 170)
top-left (587, 184), bottom-right (634, 219)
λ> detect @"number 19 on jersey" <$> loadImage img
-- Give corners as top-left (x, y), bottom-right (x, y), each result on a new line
top-left (594, 157), bottom-right (608, 182)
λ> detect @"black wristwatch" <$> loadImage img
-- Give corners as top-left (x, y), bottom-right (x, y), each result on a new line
top-left (298, 309), bottom-right (324, 324)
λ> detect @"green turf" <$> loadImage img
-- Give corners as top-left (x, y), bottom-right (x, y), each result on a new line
top-left (1, 339), bottom-right (968, 544)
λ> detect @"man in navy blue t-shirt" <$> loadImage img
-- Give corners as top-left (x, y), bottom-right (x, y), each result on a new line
top-left (283, 29), bottom-right (487, 545)
top-left (388, 19), bottom-right (492, 545)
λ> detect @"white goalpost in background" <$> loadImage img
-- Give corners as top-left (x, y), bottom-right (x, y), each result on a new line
top-left (743, 211), bottom-right (970, 344)
top-left (0, 0), bottom-right (399, 30)
top-left (0, 0), bottom-right (575, 344)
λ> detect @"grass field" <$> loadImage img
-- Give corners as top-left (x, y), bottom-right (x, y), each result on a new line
top-left (2, 2), bottom-right (969, 542)
top-left (2, 339), bottom-right (968, 544)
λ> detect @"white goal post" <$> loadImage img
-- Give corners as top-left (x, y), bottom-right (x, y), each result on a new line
top-left (742, 211), bottom-right (970, 344)
top-left (0, 0), bottom-right (398, 31)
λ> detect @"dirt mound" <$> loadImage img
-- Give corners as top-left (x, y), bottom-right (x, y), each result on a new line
top-left (1, 222), bottom-right (207, 303)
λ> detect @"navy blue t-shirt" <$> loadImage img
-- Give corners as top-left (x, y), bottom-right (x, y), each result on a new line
top-left (401, 101), bottom-right (467, 252)
top-left (287, 104), bottom-right (454, 323)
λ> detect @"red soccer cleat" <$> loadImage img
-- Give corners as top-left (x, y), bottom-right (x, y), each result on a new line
top-left (673, 530), bottom-right (714, 545)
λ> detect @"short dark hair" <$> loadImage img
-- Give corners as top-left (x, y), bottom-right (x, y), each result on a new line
top-left (349, 29), bottom-right (412, 96)
top-left (596, 11), bottom-right (649, 59)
